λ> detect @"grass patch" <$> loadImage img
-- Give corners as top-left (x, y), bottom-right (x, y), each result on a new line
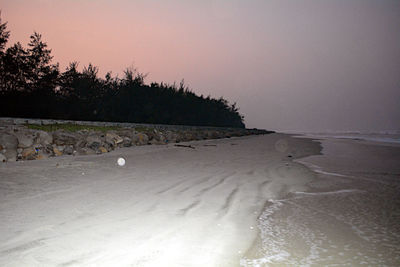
top-left (26, 123), bottom-right (123, 133)
top-left (133, 126), bottom-right (153, 133)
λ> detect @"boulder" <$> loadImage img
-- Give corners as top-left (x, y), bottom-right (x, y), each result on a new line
top-left (144, 131), bottom-right (156, 141)
top-left (42, 144), bottom-right (54, 156)
top-left (158, 133), bottom-right (167, 143)
top-left (106, 132), bottom-right (123, 146)
top-left (63, 145), bottom-right (74, 155)
top-left (22, 147), bottom-right (36, 160)
top-left (36, 130), bottom-right (53, 145)
top-left (165, 131), bottom-right (177, 143)
top-left (122, 137), bottom-right (132, 147)
top-left (53, 131), bottom-right (79, 145)
top-left (14, 132), bottom-right (35, 148)
top-left (179, 131), bottom-right (194, 142)
top-left (81, 147), bottom-right (96, 155)
top-left (53, 147), bottom-right (63, 156)
top-left (86, 134), bottom-right (102, 150)
top-left (0, 133), bottom-right (18, 149)
top-left (0, 133), bottom-right (18, 161)
top-left (116, 129), bottom-right (135, 139)
top-left (35, 153), bottom-right (48, 160)
top-left (151, 136), bottom-right (167, 145)
top-left (134, 133), bottom-right (149, 145)
top-left (75, 139), bottom-right (87, 148)
top-left (98, 146), bottom-right (108, 153)
top-left (0, 153), bottom-right (6, 163)
top-left (74, 147), bottom-right (91, 155)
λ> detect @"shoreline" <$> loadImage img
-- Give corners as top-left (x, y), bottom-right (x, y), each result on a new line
top-left (242, 134), bottom-right (400, 266)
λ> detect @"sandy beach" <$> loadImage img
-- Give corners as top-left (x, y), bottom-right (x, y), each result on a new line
top-left (1, 133), bottom-right (399, 266)
top-left (0, 133), bottom-right (320, 266)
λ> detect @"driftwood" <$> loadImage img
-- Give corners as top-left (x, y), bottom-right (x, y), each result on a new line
top-left (174, 144), bottom-right (195, 149)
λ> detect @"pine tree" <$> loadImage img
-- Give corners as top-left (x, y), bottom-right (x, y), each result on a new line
top-left (26, 32), bottom-right (59, 93)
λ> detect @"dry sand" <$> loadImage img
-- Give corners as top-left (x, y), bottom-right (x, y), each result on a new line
top-left (0, 133), bottom-right (320, 266)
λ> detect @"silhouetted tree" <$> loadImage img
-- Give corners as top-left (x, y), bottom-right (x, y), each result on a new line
top-left (0, 12), bottom-right (10, 53)
top-left (26, 32), bottom-right (59, 93)
top-left (0, 12), bottom-right (245, 128)
top-left (1, 42), bottom-right (30, 92)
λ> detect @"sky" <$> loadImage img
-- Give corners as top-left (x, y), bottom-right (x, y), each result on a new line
top-left (2, 0), bottom-right (400, 132)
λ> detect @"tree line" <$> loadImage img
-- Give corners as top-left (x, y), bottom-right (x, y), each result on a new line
top-left (0, 14), bottom-right (245, 128)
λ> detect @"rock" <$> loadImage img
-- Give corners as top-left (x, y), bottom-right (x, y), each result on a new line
top-left (158, 133), bottom-right (167, 143)
top-left (63, 145), bottom-right (74, 155)
top-left (0, 144), bottom-right (3, 151)
top-left (0, 133), bottom-right (18, 161)
top-left (122, 137), bottom-right (132, 147)
top-left (36, 130), bottom-right (53, 145)
top-left (106, 132), bottom-right (123, 145)
top-left (98, 146), bottom-right (108, 153)
top-left (0, 153), bottom-right (6, 162)
top-left (190, 131), bottom-right (202, 141)
top-left (75, 146), bottom-right (97, 155)
top-left (0, 133), bottom-right (18, 149)
top-left (130, 133), bottom-right (139, 144)
top-left (82, 147), bottom-right (96, 155)
top-left (22, 147), bottom-right (36, 160)
top-left (150, 138), bottom-right (167, 145)
top-left (143, 131), bottom-right (155, 141)
top-left (75, 139), bottom-right (87, 148)
top-left (179, 131), bottom-right (194, 142)
top-left (86, 134), bottom-right (102, 150)
top-left (135, 133), bottom-right (149, 145)
top-left (53, 131), bottom-right (79, 145)
top-left (35, 153), bottom-right (48, 160)
top-left (14, 132), bottom-right (35, 148)
top-left (147, 129), bottom-right (165, 145)
top-left (53, 147), bottom-right (63, 156)
top-left (224, 132), bottom-right (232, 138)
top-left (43, 144), bottom-right (54, 156)
top-left (165, 131), bottom-right (177, 143)
top-left (118, 129), bottom-right (136, 139)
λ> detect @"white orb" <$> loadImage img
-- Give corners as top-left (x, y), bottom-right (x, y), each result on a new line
top-left (117, 157), bottom-right (126, 166)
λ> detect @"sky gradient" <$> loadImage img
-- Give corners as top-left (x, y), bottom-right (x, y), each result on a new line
top-left (2, 0), bottom-right (400, 132)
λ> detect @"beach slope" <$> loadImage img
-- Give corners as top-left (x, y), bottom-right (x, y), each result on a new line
top-left (0, 133), bottom-right (320, 266)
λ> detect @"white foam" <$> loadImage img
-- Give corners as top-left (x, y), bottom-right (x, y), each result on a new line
top-left (299, 132), bottom-right (400, 145)
top-left (240, 251), bottom-right (291, 266)
top-left (313, 169), bottom-right (347, 177)
top-left (294, 189), bottom-right (364, 196)
top-left (296, 160), bottom-right (348, 178)
top-left (240, 199), bottom-right (293, 266)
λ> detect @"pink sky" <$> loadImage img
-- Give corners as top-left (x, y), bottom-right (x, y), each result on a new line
top-left (2, 0), bottom-right (400, 131)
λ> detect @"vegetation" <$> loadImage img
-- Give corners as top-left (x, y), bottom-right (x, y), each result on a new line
top-left (0, 14), bottom-right (245, 128)
top-left (25, 123), bottom-right (123, 133)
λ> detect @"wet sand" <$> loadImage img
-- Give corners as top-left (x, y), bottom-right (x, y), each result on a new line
top-left (0, 133), bottom-right (321, 266)
top-left (242, 136), bottom-right (400, 266)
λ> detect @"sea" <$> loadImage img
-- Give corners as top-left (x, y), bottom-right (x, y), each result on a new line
top-left (241, 131), bottom-right (400, 266)
top-left (303, 131), bottom-right (400, 144)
